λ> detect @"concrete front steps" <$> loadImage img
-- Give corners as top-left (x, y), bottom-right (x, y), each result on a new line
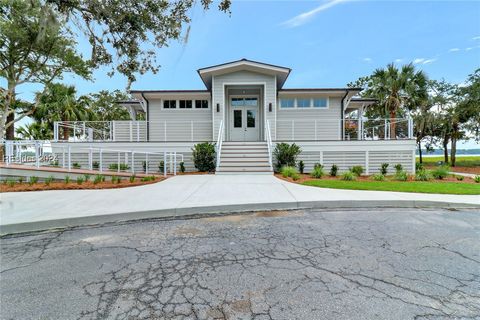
top-left (216, 141), bottom-right (273, 174)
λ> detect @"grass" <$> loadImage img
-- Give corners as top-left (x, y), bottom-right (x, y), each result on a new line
top-left (417, 156), bottom-right (480, 167)
top-left (302, 179), bottom-right (480, 195)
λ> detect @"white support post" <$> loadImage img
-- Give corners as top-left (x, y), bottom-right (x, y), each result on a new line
top-left (89, 147), bottom-right (93, 170)
top-left (112, 121), bottom-right (116, 142)
top-left (384, 120), bottom-right (388, 140)
top-left (54, 122), bottom-right (58, 141)
top-left (110, 121), bottom-right (113, 141)
top-left (62, 147), bottom-right (66, 168)
top-left (131, 152), bottom-right (135, 174)
top-left (67, 146), bottom-right (71, 171)
top-left (88, 128), bottom-right (93, 142)
top-left (136, 122), bottom-right (140, 142)
top-left (83, 122), bottom-right (86, 139)
top-left (145, 153), bottom-right (149, 174)
top-left (35, 142), bottom-right (40, 168)
top-left (73, 124), bottom-right (76, 141)
top-left (129, 122), bottom-right (133, 142)
top-left (320, 151), bottom-right (323, 166)
top-left (365, 151), bottom-right (369, 175)
top-left (99, 149), bottom-right (103, 173)
top-left (163, 151), bottom-right (167, 177)
top-left (117, 152), bottom-right (121, 173)
top-left (412, 150), bottom-right (416, 174)
top-left (173, 152), bottom-right (177, 176)
top-left (170, 152), bottom-right (173, 175)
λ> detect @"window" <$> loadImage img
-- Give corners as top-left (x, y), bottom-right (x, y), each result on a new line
top-left (231, 98), bottom-right (244, 107)
top-left (280, 98), bottom-right (294, 108)
top-left (297, 99), bottom-right (311, 108)
top-left (233, 110), bottom-right (242, 128)
top-left (195, 100), bottom-right (208, 109)
top-left (244, 98), bottom-right (258, 106)
top-left (247, 110), bottom-right (256, 128)
top-left (163, 100), bottom-right (176, 109)
top-left (313, 98), bottom-right (328, 108)
top-left (179, 100), bottom-right (193, 109)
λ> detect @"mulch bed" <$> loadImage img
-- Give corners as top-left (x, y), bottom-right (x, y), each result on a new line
top-left (0, 178), bottom-right (166, 193)
top-left (275, 173), bottom-right (477, 184)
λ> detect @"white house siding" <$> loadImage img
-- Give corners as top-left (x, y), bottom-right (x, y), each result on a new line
top-left (277, 140), bottom-right (416, 174)
top-left (51, 142), bottom-right (199, 173)
top-left (147, 97), bottom-right (213, 142)
top-left (276, 96), bottom-right (342, 141)
top-left (212, 71), bottom-right (277, 140)
top-left (112, 121), bottom-right (147, 142)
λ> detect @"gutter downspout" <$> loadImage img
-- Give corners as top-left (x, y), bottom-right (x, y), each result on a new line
top-left (141, 93), bottom-right (150, 141)
top-left (340, 90), bottom-right (349, 141)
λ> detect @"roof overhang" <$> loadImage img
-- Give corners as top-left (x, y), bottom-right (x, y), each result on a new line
top-left (197, 59), bottom-right (291, 90)
top-left (117, 100), bottom-right (145, 113)
top-left (345, 98), bottom-right (377, 114)
top-left (278, 88), bottom-right (362, 97)
top-left (130, 90), bottom-right (211, 101)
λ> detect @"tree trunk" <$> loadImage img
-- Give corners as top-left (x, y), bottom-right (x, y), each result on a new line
top-left (442, 138), bottom-right (449, 164)
top-left (6, 113), bottom-right (15, 140)
top-left (451, 137), bottom-right (457, 167)
top-left (389, 110), bottom-right (396, 139)
top-left (418, 142), bottom-right (423, 163)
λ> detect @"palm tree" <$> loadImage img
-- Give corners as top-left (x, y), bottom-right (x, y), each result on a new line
top-left (16, 122), bottom-right (52, 140)
top-left (364, 63), bottom-right (428, 138)
top-left (34, 83), bottom-right (93, 140)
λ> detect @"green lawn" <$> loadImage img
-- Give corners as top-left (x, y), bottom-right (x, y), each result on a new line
top-left (417, 156), bottom-right (480, 167)
top-left (302, 179), bottom-right (480, 195)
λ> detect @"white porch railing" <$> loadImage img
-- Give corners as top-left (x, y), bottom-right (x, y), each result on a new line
top-left (276, 117), bottom-right (413, 141)
top-left (215, 120), bottom-right (224, 170)
top-left (265, 120), bottom-right (273, 170)
top-left (54, 120), bottom-right (212, 142)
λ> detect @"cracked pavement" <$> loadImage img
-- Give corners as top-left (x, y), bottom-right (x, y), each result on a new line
top-left (1, 208), bottom-right (479, 319)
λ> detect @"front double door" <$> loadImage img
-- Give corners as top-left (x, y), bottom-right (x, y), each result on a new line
top-left (230, 97), bottom-right (259, 141)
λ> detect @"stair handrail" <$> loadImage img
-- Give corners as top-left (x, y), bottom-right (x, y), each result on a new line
top-left (266, 120), bottom-right (273, 171)
top-left (215, 120), bottom-right (224, 170)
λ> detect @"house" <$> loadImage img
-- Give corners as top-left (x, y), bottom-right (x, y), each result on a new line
top-left (52, 59), bottom-right (416, 175)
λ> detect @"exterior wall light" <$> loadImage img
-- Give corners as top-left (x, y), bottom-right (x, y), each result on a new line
top-left (216, 103), bottom-right (220, 112)
top-left (269, 103), bottom-right (272, 112)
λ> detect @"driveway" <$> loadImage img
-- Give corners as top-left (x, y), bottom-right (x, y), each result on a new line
top-left (1, 207), bottom-right (479, 319)
top-left (1, 175), bottom-right (479, 233)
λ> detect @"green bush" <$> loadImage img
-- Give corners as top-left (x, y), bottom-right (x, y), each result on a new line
top-left (76, 177), bottom-right (84, 185)
top-left (474, 175), bottom-right (480, 183)
top-left (456, 175), bottom-right (464, 181)
top-left (351, 166), bottom-right (364, 177)
top-left (394, 170), bottom-right (408, 181)
top-left (72, 162), bottom-right (81, 169)
top-left (18, 177), bottom-right (24, 184)
top-left (415, 170), bottom-right (431, 181)
top-left (28, 176), bottom-right (39, 185)
top-left (109, 163), bottom-right (130, 171)
top-left (298, 160), bottom-right (305, 174)
top-left (142, 161), bottom-right (147, 173)
top-left (281, 166), bottom-right (299, 178)
top-left (330, 164), bottom-right (338, 177)
top-left (415, 162), bottom-right (424, 171)
top-left (45, 176), bottom-right (54, 186)
top-left (92, 161), bottom-right (99, 170)
top-left (310, 165), bottom-right (325, 179)
top-left (372, 173), bottom-right (385, 181)
top-left (380, 163), bottom-right (389, 175)
top-left (273, 143), bottom-right (301, 172)
top-left (341, 171), bottom-right (356, 181)
top-left (84, 174), bottom-right (90, 181)
top-left (158, 160), bottom-right (165, 173)
top-left (192, 142), bottom-right (216, 172)
top-left (394, 164), bottom-right (403, 173)
top-left (64, 176), bottom-right (71, 184)
top-left (431, 166), bottom-right (449, 180)
top-left (93, 175), bottom-right (104, 184)
top-left (6, 179), bottom-right (15, 187)
top-left (179, 161), bottom-right (185, 173)
top-left (111, 176), bottom-right (118, 184)
top-left (50, 160), bottom-right (59, 167)
top-left (129, 175), bottom-right (136, 183)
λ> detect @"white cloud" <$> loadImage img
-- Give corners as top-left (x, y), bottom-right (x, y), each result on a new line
top-left (363, 57), bottom-right (372, 63)
top-left (394, 58), bottom-right (403, 63)
top-left (465, 47), bottom-right (473, 51)
top-left (449, 48), bottom-right (460, 52)
top-left (282, 0), bottom-right (350, 28)
top-left (472, 36), bottom-right (480, 40)
top-left (413, 58), bottom-right (436, 65)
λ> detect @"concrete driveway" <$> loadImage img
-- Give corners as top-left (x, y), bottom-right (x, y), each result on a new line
top-left (1, 174), bottom-right (479, 233)
top-left (1, 207), bottom-right (479, 319)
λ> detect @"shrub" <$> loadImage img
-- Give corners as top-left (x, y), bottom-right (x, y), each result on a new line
top-left (109, 163), bottom-right (130, 171)
top-left (273, 143), bottom-right (301, 172)
top-left (314, 163), bottom-right (322, 170)
top-left (329, 164), bottom-right (338, 177)
top-left (64, 176), bottom-right (71, 184)
top-left (192, 142), bottom-right (216, 172)
top-left (394, 170), bottom-right (408, 181)
top-left (92, 161), bottom-right (99, 170)
top-left (179, 161), bottom-right (185, 173)
top-left (45, 176), bottom-right (54, 186)
top-left (372, 173), bottom-right (385, 181)
top-left (431, 166), bottom-right (449, 180)
top-left (456, 175), bottom-right (464, 181)
top-left (351, 166), bottom-right (364, 177)
top-left (6, 179), bottom-right (15, 187)
top-left (141, 176), bottom-right (156, 182)
top-left (76, 177), bottom-right (84, 185)
top-left (394, 164), bottom-right (403, 173)
top-left (158, 160), bottom-right (165, 173)
top-left (28, 176), bottom-right (39, 185)
top-left (72, 162), bottom-right (81, 169)
top-left (50, 160), bottom-right (59, 167)
top-left (142, 161), bottom-right (147, 173)
top-left (474, 175), bottom-right (480, 183)
top-left (281, 166), bottom-right (299, 179)
top-left (298, 160), bottom-right (305, 174)
top-left (341, 171), bottom-right (356, 181)
top-left (415, 169), bottom-right (431, 181)
top-left (291, 173), bottom-right (300, 181)
top-left (93, 175), bottom-right (104, 184)
top-left (415, 162), bottom-right (424, 171)
top-left (18, 177), bottom-right (24, 184)
top-left (111, 176), bottom-right (118, 184)
top-left (310, 165), bottom-right (325, 179)
top-left (380, 163), bottom-right (389, 175)
top-left (84, 174), bottom-right (90, 181)
top-left (129, 175), bottom-right (136, 183)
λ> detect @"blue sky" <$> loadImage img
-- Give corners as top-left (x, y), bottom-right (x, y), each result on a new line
top-left (7, 0), bottom-right (480, 146)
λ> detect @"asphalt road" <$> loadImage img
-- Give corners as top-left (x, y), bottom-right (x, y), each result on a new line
top-left (1, 208), bottom-right (479, 320)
